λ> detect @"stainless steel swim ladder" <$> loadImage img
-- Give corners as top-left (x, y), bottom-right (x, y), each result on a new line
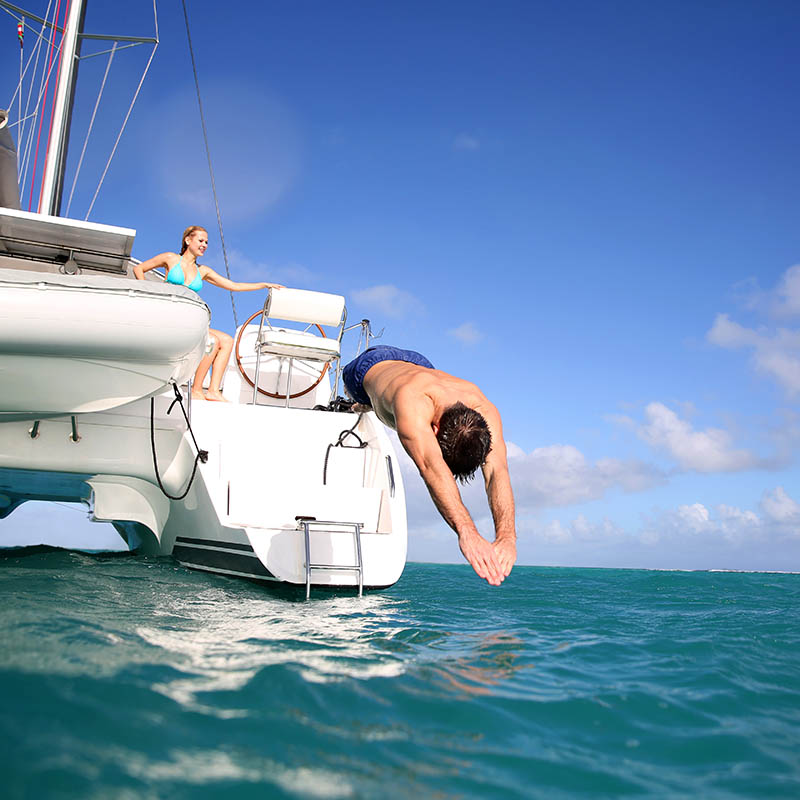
top-left (295, 516), bottom-right (364, 600)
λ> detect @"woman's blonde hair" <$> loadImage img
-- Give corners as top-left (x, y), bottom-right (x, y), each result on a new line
top-left (180, 225), bottom-right (207, 255)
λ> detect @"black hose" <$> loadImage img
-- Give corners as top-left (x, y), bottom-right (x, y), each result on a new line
top-left (150, 384), bottom-right (208, 501)
top-left (323, 413), bottom-right (366, 485)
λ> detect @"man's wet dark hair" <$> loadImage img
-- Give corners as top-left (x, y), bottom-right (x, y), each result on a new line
top-left (435, 402), bottom-right (492, 483)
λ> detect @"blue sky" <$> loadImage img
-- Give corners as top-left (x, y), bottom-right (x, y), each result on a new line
top-left (3, 0), bottom-right (800, 570)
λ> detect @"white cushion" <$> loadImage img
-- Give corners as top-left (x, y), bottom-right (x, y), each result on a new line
top-left (258, 327), bottom-right (340, 362)
top-left (266, 288), bottom-right (345, 327)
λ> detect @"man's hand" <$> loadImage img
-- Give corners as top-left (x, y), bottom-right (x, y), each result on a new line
top-left (493, 537), bottom-right (516, 578)
top-left (458, 530), bottom-right (506, 586)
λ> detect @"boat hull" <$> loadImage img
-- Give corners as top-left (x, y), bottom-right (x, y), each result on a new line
top-left (0, 395), bottom-right (408, 592)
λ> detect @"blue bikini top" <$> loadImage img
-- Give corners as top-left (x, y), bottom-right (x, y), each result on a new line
top-left (166, 257), bottom-right (203, 292)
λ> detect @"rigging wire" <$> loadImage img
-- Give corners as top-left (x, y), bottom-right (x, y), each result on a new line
top-left (65, 40), bottom-right (115, 216)
top-left (27, 0), bottom-right (63, 212)
top-left (5, 1), bottom-right (55, 190)
top-left (4, 5), bottom-right (53, 133)
top-left (22, 16), bottom-right (58, 190)
top-left (80, 41), bottom-right (143, 60)
top-left (18, 7), bottom-right (52, 186)
top-left (180, 0), bottom-right (239, 329)
top-left (84, 0), bottom-right (159, 220)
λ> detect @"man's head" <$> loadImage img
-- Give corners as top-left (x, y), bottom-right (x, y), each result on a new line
top-left (435, 402), bottom-right (492, 483)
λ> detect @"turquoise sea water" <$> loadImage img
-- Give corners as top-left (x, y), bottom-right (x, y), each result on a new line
top-left (1, 551), bottom-right (799, 799)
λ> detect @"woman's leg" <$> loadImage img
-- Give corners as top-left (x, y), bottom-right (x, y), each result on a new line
top-left (206, 330), bottom-right (234, 402)
top-left (192, 333), bottom-right (220, 399)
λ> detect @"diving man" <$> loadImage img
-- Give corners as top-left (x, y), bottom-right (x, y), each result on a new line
top-left (342, 346), bottom-right (517, 586)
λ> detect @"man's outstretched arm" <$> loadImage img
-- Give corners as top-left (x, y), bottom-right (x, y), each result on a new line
top-left (480, 406), bottom-right (517, 577)
top-left (483, 453), bottom-right (517, 577)
top-left (397, 419), bottom-right (506, 586)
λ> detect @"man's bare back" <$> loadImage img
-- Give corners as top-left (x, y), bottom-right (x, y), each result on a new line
top-left (362, 361), bottom-right (490, 432)
top-left (346, 355), bottom-right (517, 586)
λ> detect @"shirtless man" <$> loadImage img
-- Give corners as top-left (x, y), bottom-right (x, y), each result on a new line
top-left (342, 346), bottom-right (516, 586)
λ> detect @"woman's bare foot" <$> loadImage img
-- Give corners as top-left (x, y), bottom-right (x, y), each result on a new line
top-left (191, 389), bottom-right (206, 400)
top-left (205, 389), bottom-right (229, 403)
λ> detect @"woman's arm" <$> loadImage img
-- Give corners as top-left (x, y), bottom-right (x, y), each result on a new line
top-left (133, 252), bottom-right (175, 280)
top-left (199, 266), bottom-right (284, 292)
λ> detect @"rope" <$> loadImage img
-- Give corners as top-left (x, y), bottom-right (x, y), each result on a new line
top-left (84, 0), bottom-right (159, 220)
top-left (150, 383), bottom-right (208, 502)
top-left (65, 41), bottom-right (115, 216)
top-left (180, 0), bottom-right (239, 329)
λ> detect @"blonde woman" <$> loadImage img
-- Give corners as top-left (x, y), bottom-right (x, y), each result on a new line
top-left (135, 225), bottom-right (282, 401)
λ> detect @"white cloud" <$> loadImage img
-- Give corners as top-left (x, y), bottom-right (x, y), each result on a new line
top-left (514, 489), bottom-right (800, 569)
top-left (447, 322), bottom-right (482, 345)
top-left (453, 133), bottom-right (480, 151)
top-left (541, 519), bottom-right (572, 543)
top-left (511, 514), bottom-right (628, 555)
top-left (716, 504), bottom-right (761, 541)
top-left (641, 500), bottom-right (772, 548)
top-left (228, 249), bottom-right (318, 287)
top-left (760, 486), bottom-right (800, 525)
top-left (635, 401), bottom-right (757, 472)
top-left (675, 502), bottom-right (713, 534)
top-left (351, 285), bottom-right (424, 319)
top-left (772, 264), bottom-right (800, 317)
top-left (708, 265), bottom-right (800, 395)
top-left (742, 264), bottom-right (800, 319)
top-left (507, 444), bottom-right (664, 507)
top-left (708, 313), bottom-right (800, 396)
top-left (399, 435), bottom-right (665, 533)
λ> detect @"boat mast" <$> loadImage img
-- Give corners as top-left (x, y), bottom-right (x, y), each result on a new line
top-left (39, 0), bottom-right (86, 217)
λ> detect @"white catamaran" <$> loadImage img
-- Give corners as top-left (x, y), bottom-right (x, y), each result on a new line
top-left (0, 1), bottom-right (408, 596)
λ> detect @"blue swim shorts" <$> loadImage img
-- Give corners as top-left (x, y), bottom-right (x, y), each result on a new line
top-left (342, 346), bottom-right (435, 406)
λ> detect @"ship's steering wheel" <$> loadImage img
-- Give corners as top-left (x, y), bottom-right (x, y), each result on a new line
top-left (234, 309), bottom-right (330, 400)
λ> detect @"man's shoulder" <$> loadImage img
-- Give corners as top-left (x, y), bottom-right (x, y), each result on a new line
top-left (392, 379), bottom-right (436, 423)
